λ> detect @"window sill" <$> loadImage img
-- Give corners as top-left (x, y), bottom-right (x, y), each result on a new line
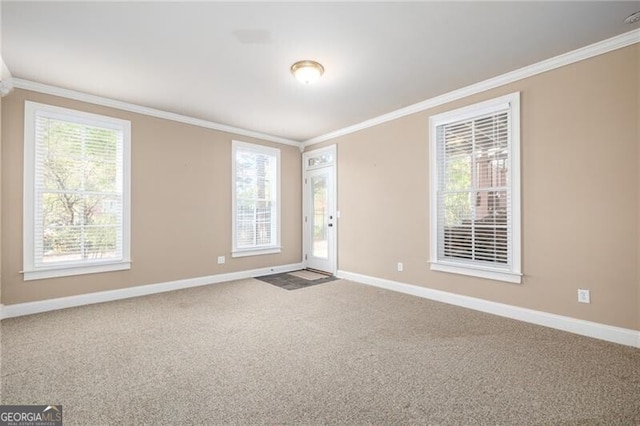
top-left (23, 260), bottom-right (131, 281)
top-left (231, 247), bottom-right (281, 258)
top-left (430, 261), bottom-right (522, 284)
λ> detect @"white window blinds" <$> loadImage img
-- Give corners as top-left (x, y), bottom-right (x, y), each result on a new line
top-left (232, 141), bottom-right (280, 256)
top-left (430, 93), bottom-right (521, 283)
top-left (23, 102), bottom-right (131, 280)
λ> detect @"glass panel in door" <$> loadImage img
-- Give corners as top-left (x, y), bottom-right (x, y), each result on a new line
top-left (311, 174), bottom-right (328, 259)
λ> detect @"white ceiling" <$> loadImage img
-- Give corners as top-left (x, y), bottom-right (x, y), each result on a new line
top-left (2, 1), bottom-right (639, 142)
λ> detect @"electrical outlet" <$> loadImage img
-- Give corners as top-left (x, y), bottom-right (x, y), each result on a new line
top-left (397, 262), bottom-right (404, 272)
top-left (578, 289), bottom-right (590, 304)
top-left (217, 256), bottom-right (225, 265)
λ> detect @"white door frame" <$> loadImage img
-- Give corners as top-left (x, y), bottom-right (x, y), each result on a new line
top-left (302, 145), bottom-right (337, 274)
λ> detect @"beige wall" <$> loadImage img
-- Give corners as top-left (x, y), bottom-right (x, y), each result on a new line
top-left (637, 43), bottom-right (640, 332)
top-left (313, 44), bottom-right (640, 331)
top-left (1, 96), bottom-right (3, 304)
top-left (1, 45), bottom-right (638, 333)
top-left (1, 89), bottom-right (302, 305)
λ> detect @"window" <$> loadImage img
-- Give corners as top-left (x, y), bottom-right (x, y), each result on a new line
top-left (23, 102), bottom-right (131, 280)
top-left (232, 141), bottom-right (280, 257)
top-left (429, 93), bottom-right (521, 283)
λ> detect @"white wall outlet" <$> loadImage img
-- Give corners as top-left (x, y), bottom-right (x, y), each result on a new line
top-left (217, 256), bottom-right (225, 265)
top-left (397, 262), bottom-right (404, 272)
top-left (578, 289), bottom-right (590, 304)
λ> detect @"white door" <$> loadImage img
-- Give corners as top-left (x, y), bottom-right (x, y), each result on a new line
top-left (303, 146), bottom-right (336, 274)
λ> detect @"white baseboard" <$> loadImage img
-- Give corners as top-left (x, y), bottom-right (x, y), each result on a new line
top-left (0, 262), bottom-right (303, 320)
top-left (336, 270), bottom-right (640, 349)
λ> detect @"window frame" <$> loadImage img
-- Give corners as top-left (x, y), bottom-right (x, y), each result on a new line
top-left (231, 140), bottom-right (281, 258)
top-left (429, 92), bottom-right (521, 283)
top-left (23, 101), bottom-right (131, 281)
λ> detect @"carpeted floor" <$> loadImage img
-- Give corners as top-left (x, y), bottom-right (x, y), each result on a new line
top-left (1, 278), bottom-right (639, 425)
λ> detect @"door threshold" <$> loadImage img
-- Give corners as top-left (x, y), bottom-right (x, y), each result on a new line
top-left (304, 268), bottom-right (334, 277)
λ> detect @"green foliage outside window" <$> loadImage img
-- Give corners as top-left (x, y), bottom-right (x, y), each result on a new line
top-left (39, 119), bottom-right (120, 263)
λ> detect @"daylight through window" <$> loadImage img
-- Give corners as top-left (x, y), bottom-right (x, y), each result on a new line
top-left (430, 93), bottom-right (521, 283)
top-left (232, 141), bottom-right (280, 257)
top-left (23, 102), bottom-right (131, 280)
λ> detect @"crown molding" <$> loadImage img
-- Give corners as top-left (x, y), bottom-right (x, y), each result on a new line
top-left (11, 28), bottom-right (639, 149)
top-left (0, 78), bottom-right (14, 97)
top-left (303, 28), bottom-right (640, 148)
top-left (12, 78), bottom-right (302, 147)
top-left (1, 56), bottom-right (14, 97)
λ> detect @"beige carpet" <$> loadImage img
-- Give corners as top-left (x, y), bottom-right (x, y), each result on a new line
top-left (1, 279), bottom-right (639, 425)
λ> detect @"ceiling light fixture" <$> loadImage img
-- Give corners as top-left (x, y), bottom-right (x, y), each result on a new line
top-left (290, 60), bottom-right (324, 85)
top-left (624, 11), bottom-right (640, 24)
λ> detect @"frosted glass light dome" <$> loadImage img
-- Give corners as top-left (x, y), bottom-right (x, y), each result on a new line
top-left (291, 60), bottom-right (324, 85)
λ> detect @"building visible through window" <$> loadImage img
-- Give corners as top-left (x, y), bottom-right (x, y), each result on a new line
top-left (430, 93), bottom-right (521, 283)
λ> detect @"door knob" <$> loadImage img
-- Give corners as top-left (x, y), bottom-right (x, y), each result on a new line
top-left (328, 223), bottom-right (333, 227)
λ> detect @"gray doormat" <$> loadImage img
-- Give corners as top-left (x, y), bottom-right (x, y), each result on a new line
top-left (256, 270), bottom-right (337, 290)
